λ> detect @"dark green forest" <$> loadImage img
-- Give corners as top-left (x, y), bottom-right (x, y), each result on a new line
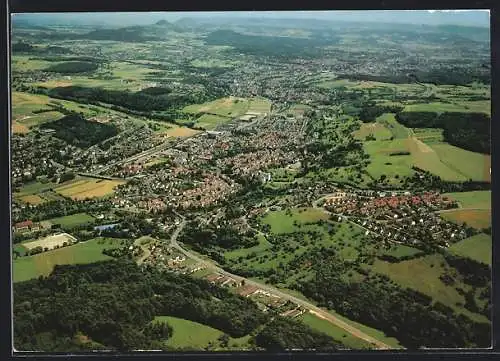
top-left (44, 61), bottom-right (99, 74)
top-left (40, 114), bottom-right (118, 148)
top-left (14, 260), bottom-right (341, 351)
top-left (254, 317), bottom-right (340, 351)
top-left (45, 86), bottom-right (195, 112)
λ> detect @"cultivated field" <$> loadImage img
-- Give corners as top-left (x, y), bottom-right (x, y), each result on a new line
top-left (440, 209), bottom-right (491, 230)
top-left (183, 97), bottom-right (249, 118)
top-left (13, 180), bottom-right (59, 197)
top-left (430, 143), bottom-right (491, 182)
top-left (289, 103), bottom-right (311, 117)
top-left (12, 55), bottom-right (53, 72)
top-left (261, 208), bottom-right (329, 234)
top-left (443, 191), bottom-right (491, 209)
top-left (224, 234), bottom-right (272, 260)
top-left (412, 128), bottom-right (444, 145)
top-left (22, 232), bottom-right (77, 251)
top-left (404, 101), bottom-right (491, 115)
top-left (54, 177), bottom-right (125, 200)
top-left (407, 137), bottom-right (467, 182)
top-left (18, 194), bottom-right (45, 205)
top-left (449, 233), bottom-right (491, 265)
top-left (13, 237), bottom-right (127, 282)
top-left (12, 92), bottom-right (53, 118)
top-left (12, 122), bottom-right (29, 134)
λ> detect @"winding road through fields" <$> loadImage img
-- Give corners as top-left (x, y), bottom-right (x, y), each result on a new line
top-left (168, 216), bottom-right (393, 350)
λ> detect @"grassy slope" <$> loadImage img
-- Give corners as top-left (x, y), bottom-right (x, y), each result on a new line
top-left (443, 191), bottom-right (491, 209)
top-left (368, 254), bottom-right (489, 323)
top-left (430, 143), bottom-right (491, 182)
top-left (13, 238), bottom-right (125, 282)
top-left (153, 316), bottom-right (252, 350)
top-left (299, 312), bottom-right (372, 349)
top-left (449, 233), bottom-right (491, 266)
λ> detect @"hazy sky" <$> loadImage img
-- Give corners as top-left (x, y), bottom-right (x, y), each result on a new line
top-left (12, 10), bottom-right (490, 28)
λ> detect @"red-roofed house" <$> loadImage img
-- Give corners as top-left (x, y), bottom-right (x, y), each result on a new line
top-left (14, 220), bottom-right (33, 233)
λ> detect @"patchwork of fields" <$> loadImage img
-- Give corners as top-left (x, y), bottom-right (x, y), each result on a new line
top-left (54, 177), bottom-right (125, 200)
top-left (181, 96), bottom-right (271, 130)
top-left (439, 190), bottom-right (491, 233)
top-left (360, 112), bottom-right (490, 184)
top-left (404, 101), bottom-right (491, 116)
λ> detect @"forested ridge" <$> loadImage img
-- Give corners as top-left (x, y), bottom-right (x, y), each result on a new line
top-left (45, 86), bottom-right (196, 112)
top-left (14, 260), bottom-right (342, 351)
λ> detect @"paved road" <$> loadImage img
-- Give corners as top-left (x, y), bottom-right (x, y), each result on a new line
top-left (168, 216), bottom-right (392, 350)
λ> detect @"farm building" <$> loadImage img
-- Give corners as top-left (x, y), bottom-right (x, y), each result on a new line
top-left (238, 285), bottom-right (259, 297)
top-left (13, 220), bottom-right (39, 233)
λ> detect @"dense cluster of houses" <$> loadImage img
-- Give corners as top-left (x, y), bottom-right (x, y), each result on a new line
top-left (324, 191), bottom-right (466, 249)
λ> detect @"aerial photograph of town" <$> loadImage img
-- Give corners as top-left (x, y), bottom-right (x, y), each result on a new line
top-left (11, 10), bottom-right (491, 352)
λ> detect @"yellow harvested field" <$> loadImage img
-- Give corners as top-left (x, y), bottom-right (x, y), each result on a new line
top-left (55, 178), bottom-right (125, 200)
top-left (410, 137), bottom-right (434, 153)
top-left (12, 121), bottom-right (29, 134)
top-left (55, 180), bottom-right (89, 192)
top-left (19, 194), bottom-right (45, 205)
top-left (33, 80), bottom-right (73, 88)
top-left (23, 232), bottom-right (77, 251)
top-left (12, 92), bottom-right (51, 105)
top-left (166, 127), bottom-right (200, 137)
